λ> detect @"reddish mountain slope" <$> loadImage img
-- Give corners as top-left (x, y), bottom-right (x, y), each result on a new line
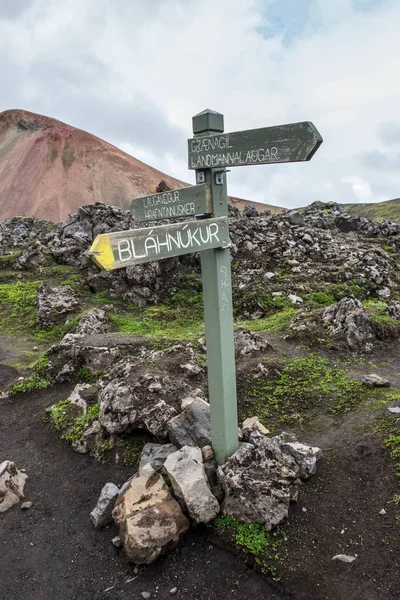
top-left (0, 109), bottom-right (284, 222)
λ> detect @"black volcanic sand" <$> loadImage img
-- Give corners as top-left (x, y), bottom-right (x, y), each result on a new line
top-left (1, 360), bottom-right (399, 600)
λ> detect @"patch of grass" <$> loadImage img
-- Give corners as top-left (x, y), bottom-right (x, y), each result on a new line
top-left (0, 280), bottom-right (40, 335)
top-left (240, 308), bottom-right (296, 333)
top-left (306, 291), bottom-right (335, 307)
top-left (118, 432), bottom-right (154, 466)
top-left (9, 354), bottom-right (52, 395)
top-left (46, 399), bottom-right (100, 444)
top-left (239, 355), bottom-right (370, 426)
top-left (110, 305), bottom-right (204, 341)
top-left (213, 515), bottom-right (284, 579)
top-left (75, 367), bottom-right (104, 383)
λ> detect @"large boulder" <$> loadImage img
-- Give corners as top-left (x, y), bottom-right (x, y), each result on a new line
top-left (163, 446), bottom-right (220, 524)
top-left (166, 398), bottom-right (211, 448)
top-left (322, 296), bottom-right (373, 348)
top-left (112, 465), bottom-right (189, 564)
top-left (218, 437), bottom-right (301, 530)
top-left (36, 283), bottom-right (80, 326)
top-left (98, 353), bottom-right (197, 436)
top-left (0, 461), bottom-right (27, 512)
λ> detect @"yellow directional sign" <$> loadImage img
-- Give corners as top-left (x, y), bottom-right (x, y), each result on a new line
top-left (88, 216), bottom-right (229, 271)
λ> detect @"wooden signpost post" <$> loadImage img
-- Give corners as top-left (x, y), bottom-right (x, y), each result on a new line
top-left (89, 109), bottom-right (323, 464)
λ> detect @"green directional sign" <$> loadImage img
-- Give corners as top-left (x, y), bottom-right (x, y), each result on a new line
top-left (89, 107), bottom-right (323, 465)
top-left (188, 121), bottom-right (322, 169)
top-left (131, 183), bottom-right (211, 222)
top-left (89, 216), bottom-right (229, 271)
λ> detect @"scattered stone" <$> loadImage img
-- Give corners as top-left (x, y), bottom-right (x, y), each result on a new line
top-left (332, 554), bottom-right (357, 563)
top-left (387, 406), bottom-right (400, 414)
top-left (141, 592), bottom-right (151, 600)
top-left (360, 374), bottom-right (390, 387)
top-left (20, 501), bottom-right (33, 510)
top-left (201, 445), bottom-right (214, 462)
top-left (167, 399), bottom-right (211, 449)
top-left (0, 461), bottom-right (28, 512)
top-left (234, 328), bottom-right (270, 355)
top-left (112, 535), bottom-right (122, 548)
top-left (379, 508), bottom-right (387, 515)
top-left (90, 482), bottom-right (119, 529)
top-left (164, 446), bottom-right (220, 524)
top-left (112, 465), bottom-right (189, 564)
top-left (288, 294), bottom-right (303, 304)
top-left (139, 443), bottom-right (178, 473)
top-left (242, 416), bottom-right (269, 438)
top-left (169, 587), bottom-right (178, 596)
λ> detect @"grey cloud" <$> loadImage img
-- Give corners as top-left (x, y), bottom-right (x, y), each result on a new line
top-left (0, 0), bottom-right (33, 20)
top-left (361, 149), bottom-right (400, 171)
top-left (379, 123), bottom-right (400, 146)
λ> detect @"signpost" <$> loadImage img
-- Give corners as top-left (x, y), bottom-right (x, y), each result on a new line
top-left (89, 108), bottom-right (323, 464)
top-left (131, 183), bottom-right (211, 222)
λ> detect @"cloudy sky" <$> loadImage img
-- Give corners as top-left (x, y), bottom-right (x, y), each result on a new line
top-left (1, 0), bottom-right (399, 208)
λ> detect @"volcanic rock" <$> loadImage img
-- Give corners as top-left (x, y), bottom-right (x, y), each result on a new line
top-left (36, 282), bottom-right (79, 326)
top-left (0, 461), bottom-right (28, 512)
top-left (163, 446), bottom-right (220, 524)
top-left (112, 465), bottom-right (189, 564)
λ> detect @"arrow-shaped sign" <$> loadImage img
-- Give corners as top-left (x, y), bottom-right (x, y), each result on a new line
top-left (131, 183), bottom-right (211, 223)
top-left (188, 121), bottom-right (322, 170)
top-left (89, 216), bottom-right (229, 271)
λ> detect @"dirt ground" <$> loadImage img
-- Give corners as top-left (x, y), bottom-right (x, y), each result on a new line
top-left (1, 344), bottom-right (400, 600)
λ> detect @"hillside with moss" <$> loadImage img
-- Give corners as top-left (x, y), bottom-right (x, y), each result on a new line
top-left (1, 201), bottom-right (400, 599)
top-left (344, 198), bottom-right (400, 222)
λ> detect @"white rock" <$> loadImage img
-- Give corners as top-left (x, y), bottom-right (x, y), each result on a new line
top-left (0, 461), bottom-right (27, 512)
top-left (379, 508), bottom-right (387, 515)
top-left (288, 294), bottom-right (303, 304)
top-left (242, 416), bottom-right (269, 436)
top-left (332, 554), bottom-right (357, 563)
top-left (112, 465), bottom-right (189, 564)
top-left (280, 441), bottom-right (322, 479)
top-left (164, 446), bottom-right (220, 524)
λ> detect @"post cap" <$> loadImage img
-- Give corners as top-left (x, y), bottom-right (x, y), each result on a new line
top-left (192, 109), bottom-right (224, 134)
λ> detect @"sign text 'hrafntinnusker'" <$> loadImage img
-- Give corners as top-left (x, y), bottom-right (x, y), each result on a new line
top-left (131, 183), bottom-right (211, 222)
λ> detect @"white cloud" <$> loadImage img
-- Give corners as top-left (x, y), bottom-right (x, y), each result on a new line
top-left (0, 0), bottom-right (399, 208)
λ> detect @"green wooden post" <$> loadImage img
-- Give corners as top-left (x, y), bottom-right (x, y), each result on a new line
top-left (193, 109), bottom-right (239, 464)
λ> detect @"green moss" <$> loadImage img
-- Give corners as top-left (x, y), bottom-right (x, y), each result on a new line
top-left (344, 198), bottom-right (400, 222)
top-left (46, 399), bottom-right (100, 444)
top-left (240, 308), bottom-right (296, 333)
top-left (9, 354), bottom-right (52, 396)
top-left (306, 291), bottom-right (335, 307)
top-left (239, 355), bottom-right (370, 426)
top-left (0, 280), bottom-right (39, 335)
top-left (110, 305), bottom-right (204, 341)
top-left (61, 146), bottom-right (75, 169)
top-left (213, 515), bottom-right (284, 579)
top-left (118, 432), bottom-right (153, 466)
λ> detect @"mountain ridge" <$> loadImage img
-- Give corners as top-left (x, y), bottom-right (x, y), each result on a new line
top-left (0, 109), bottom-right (284, 222)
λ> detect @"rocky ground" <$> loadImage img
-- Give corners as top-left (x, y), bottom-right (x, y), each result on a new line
top-left (1, 201), bottom-right (400, 600)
